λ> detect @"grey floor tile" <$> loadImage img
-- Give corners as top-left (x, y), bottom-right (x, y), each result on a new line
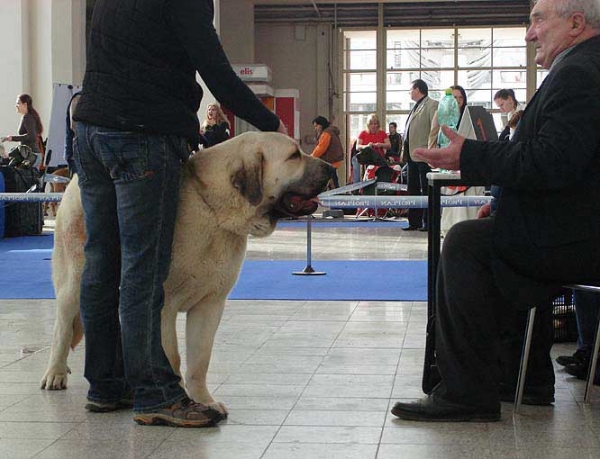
top-left (0, 438), bottom-right (56, 459)
top-left (377, 444), bottom-right (494, 459)
top-left (2, 218), bottom-right (599, 459)
top-left (262, 442), bottom-right (378, 459)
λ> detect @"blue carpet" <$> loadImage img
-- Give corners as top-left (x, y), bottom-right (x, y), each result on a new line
top-left (278, 219), bottom-right (409, 229)
top-left (0, 236), bottom-right (426, 301)
top-left (229, 260), bottom-right (426, 301)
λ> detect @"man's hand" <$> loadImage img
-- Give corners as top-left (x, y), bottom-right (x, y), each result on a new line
top-left (477, 202), bottom-right (491, 219)
top-left (412, 125), bottom-right (464, 170)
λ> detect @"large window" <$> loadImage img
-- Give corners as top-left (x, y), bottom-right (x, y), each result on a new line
top-left (343, 26), bottom-right (529, 143)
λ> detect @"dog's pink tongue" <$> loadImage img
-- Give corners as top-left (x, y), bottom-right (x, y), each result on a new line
top-left (278, 194), bottom-right (319, 216)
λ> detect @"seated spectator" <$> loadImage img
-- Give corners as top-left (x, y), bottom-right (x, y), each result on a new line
top-left (311, 116), bottom-right (344, 189)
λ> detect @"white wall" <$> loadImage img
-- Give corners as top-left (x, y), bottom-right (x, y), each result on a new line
top-left (255, 23), bottom-right (333, 151)
top-left (0, 0), bottom-right (85, 143)
top-left (29, 0), bottom-right (53, 132)
top-left (0, 0), bottom-right (29, 139)
top-left (220, 0), bottom-right (254, 64)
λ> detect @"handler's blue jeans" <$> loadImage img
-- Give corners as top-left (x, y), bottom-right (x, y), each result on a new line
top-left (73, 122), bottom-right (189, 412)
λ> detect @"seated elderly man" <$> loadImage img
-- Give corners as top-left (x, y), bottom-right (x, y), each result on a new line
top-left (391, 0), bottom-right (600, 422)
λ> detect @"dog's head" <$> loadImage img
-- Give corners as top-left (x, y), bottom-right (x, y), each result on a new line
top-left (187, 132), bottom-right (333, 237)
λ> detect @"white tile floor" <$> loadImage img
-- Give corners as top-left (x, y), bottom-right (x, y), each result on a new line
top-left (1, 215), bottom-right (599, 459)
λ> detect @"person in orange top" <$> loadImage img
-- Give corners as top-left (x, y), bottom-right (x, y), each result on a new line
top-left (311, 116), bottom-right (345, 188)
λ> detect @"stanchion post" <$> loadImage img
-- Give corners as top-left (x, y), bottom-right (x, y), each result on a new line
top-left (292, 214), bottom-right (326, 276)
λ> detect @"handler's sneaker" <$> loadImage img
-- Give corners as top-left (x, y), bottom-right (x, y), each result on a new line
top-left (133, 397), bottom-right (223, 428)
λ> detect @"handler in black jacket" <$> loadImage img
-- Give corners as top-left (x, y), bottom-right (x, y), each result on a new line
top-left (391, 0), bottom-right (600, 422)
top-left (73, 0), bottom-right (286, 428)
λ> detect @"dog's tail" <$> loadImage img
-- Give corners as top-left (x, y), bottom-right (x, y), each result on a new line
top-left (71, 312), bottom-right (84, 350)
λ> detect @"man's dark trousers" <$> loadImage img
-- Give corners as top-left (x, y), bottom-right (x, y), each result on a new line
top-left (406, 158), bottom-right (431, 229)
top-left (433, 217), bottom-right (554, 407)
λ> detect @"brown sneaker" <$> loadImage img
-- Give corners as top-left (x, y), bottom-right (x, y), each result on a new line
top-left (133, 397), bottom-right (223, 428)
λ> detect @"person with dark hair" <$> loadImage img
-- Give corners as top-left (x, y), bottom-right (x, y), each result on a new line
top-left (64, 92), bottom-right (82, 175)
top-left (387, 122), bottom-right (402, 163)
top-left (451, 85), bottom-right (468, 125)
top-left (72, 0), bottom-right (286, 428)
top-left (402, 79), bottom-right (439, 231)
top-left (311, 115), bottom-right (344, 189)
top-left (391, 0), bottom-right (600, 422)
top-left (2, 93), bottom-right (45, 169)
top-left (494, 88), bottom-right (522, 141)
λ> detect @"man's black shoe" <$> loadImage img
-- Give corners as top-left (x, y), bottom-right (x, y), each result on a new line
top-left (498, 383), bottom-right (555, 406)
top-left (390, 395), bottom-right (500, 422)
top-left (418, 227), bottom-right (428, 232)
top-left (556, 350), bottom-right (588, 367)
top-left (402, 225), bottom-right (420, 231)
top-left (564, 360), bottom-right (600, 385)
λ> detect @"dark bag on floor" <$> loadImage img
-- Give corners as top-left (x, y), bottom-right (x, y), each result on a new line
top-left (0, 166), bottom-right (43, 237)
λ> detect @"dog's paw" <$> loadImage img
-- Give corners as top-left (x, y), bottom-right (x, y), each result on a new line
top-left (40, 366), bottom-right (70, 390)
top-left (208, 401), bottom-right (229, 420)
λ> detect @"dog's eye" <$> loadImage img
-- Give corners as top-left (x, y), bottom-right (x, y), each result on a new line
top-left (289, 151), bottom-right (301, 160)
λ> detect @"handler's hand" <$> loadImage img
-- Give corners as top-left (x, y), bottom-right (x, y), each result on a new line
top-left (277, 120), bottom-right (288, 135)
top-left (412, 125), bottom-right (464, 170)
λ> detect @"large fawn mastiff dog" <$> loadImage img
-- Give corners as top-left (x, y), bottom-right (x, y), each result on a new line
top-left (41, 132), bottom-right (332, 417)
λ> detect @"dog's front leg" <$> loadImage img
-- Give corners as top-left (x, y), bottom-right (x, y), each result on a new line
top-left (184, 300), bottom-right (228, 418)
top-left (40, 294), bottom-right (80, 390)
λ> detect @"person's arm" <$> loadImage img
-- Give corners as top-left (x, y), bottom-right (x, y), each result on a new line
top-left (377, 133), bottom-right (391, 150)
top-left (416, 65), bottom-right (600, 190)
top-left (428, 111), bottom-right (440, 149)
top-left (311, 132), bottom-right (331, 158)
top-left (171, 0), bottom-right (281, 133)
top-left (356, 132), bottom-right (369, 150)
top-left (10, 115), bottom-right (38, 145)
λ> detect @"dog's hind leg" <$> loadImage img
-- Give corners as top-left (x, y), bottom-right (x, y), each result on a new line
top-left (184, 300), bottom-right (228, 418)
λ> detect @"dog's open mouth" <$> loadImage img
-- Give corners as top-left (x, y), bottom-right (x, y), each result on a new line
top-left (271, 193), bottom-right (320, 218)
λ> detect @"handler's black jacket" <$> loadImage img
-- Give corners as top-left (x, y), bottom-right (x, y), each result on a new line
top-left (74, 0), bottom-right (280, 146)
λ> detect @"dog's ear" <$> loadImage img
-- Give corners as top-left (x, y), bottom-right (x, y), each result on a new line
top-left (231, 149), bottom-right (264, 206)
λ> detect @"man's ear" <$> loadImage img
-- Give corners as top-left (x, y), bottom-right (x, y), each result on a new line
top-left (231, 150), bottom-right (264, 206)
top-left (570, 12), bottom-right (586, 34)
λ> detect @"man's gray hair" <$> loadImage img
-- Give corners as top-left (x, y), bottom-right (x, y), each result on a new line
top-left (553, 0), bottom-right (600, 28)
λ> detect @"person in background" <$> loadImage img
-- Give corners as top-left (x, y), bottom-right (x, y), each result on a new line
top-left (349, 139), bottom-right (362, 184)
top-left (356, 114), bottom-right (391, 159)
top-left (437, 84), bottom-right (483, 236)
top-left (200, 102), bottom-right (231, 148)
top-left (428, 84), bottom-right (468, 149)
top-left (311, 116), bottom-right (344, 189)
top-left (64, 92), bottom-right (82, 176)
top-left (2, 94), bottom-right (45, 169)
top-left (72, 0), bottom-right (286, 429)
top-left (494, 88), bottom-right (522, 141)
top-left (402, 79), bottom-right (439, 231)
top-left (556, 291), bottom-right (600, 385)
top-left (386, 121), bottom-right (402, 163)
top-left (391, 0), bottom-right (600, 422)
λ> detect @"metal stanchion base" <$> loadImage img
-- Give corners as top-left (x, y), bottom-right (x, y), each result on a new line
top-left (292, 265), bottom-right (326, 276)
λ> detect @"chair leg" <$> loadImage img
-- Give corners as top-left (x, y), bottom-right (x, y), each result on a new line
top-left (514, 307), bottom-right (537, 414)
top-left (584, 312), bottom-right (600, 402)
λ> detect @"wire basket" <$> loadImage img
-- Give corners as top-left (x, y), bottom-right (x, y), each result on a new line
top-left (553, 289), bottom-right (578, 343)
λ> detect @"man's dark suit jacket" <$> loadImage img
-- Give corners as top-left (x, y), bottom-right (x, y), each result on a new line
top-left (460, 35), bottom-right (600, 308)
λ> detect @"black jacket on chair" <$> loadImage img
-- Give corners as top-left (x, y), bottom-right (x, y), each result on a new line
top-left (460, 35), bottom-right (600, 309)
